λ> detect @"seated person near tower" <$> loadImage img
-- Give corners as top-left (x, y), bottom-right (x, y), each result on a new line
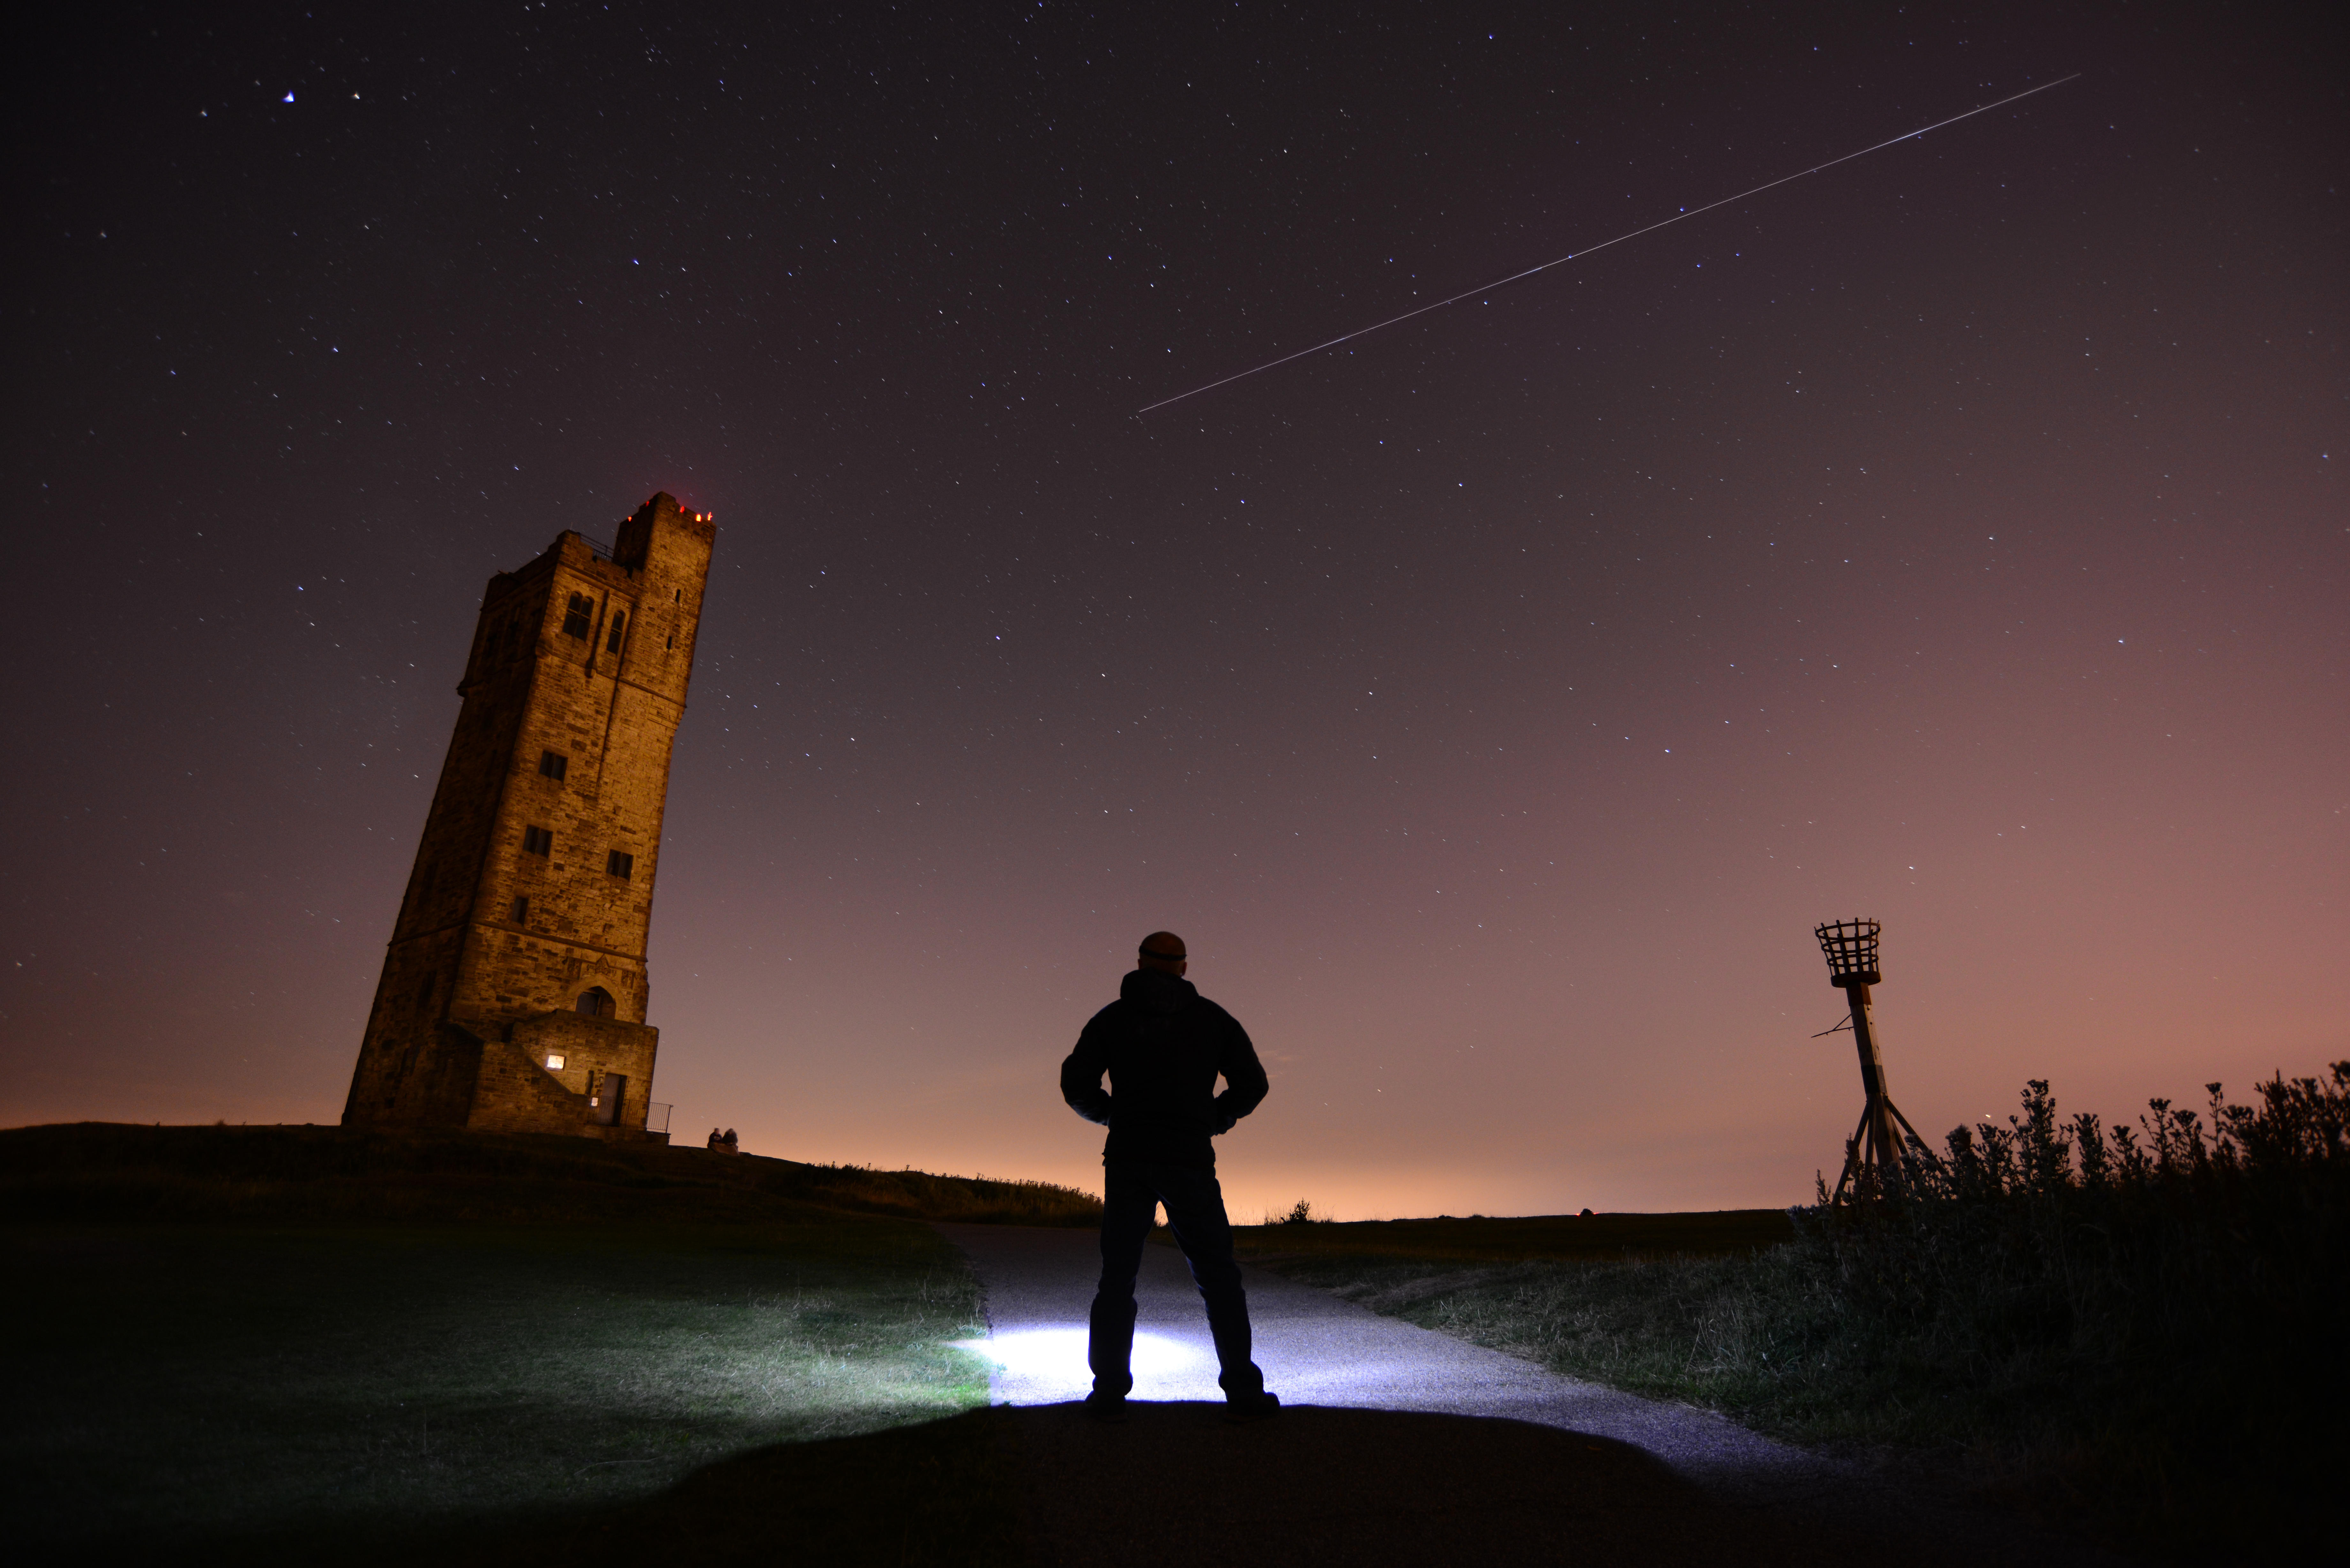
top-left (1059, 931), bottom-right (1277, 1423)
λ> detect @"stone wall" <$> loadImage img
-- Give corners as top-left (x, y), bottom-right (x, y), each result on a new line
top-left (465, 1032), bottom-right (589, 1136)
top-left (492, 1012), bottom-right (661, 1132)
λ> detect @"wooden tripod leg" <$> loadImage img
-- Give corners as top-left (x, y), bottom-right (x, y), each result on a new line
top-left (1869, 1101), bottom-right (1907, 1187)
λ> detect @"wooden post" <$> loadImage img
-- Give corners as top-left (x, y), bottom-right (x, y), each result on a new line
top-left (1850, 983), bottom-right (1896, 1172)
top-left (1831, 979), bottom-right (1920, 1199)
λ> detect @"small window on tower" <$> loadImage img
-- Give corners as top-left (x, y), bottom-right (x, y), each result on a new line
top-left (544, 1052), bottom-right (566, 1071)
top-left (510, 895), bottom-right (529, 924)
top-left (561, 593), bottom-right (594, 638)
top-left (605, 611), bottom-right (627, 653)
top-left (606, 850), bottom-right (634, 879)
top-left (577, 987), bottom-right (615, 1018)
top-left (673, 588), bottom-right (683, 603)
top-left (539, 750), bottom-right (568, 782)
top-left (523, 825), bottom-right (553, 856)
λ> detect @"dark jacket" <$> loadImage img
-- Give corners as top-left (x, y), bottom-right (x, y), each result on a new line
top-left (1060, 968), bottom-right (1269, 1170)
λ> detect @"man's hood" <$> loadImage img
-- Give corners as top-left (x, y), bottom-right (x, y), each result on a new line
top-left (1120, 967), bottom-right (1199, 1018)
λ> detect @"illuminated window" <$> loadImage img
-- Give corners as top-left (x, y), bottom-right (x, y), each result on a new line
top-left (544, 1053), bottom-right (566, 1071)
top-left (510, 895), bottom-right (528, 924)
top-left (523, 825), bottom-right (552, 856)
top-left (539, 750), bottom-right (568, 782)
top-left (606, 850), bottom-right (634, 879)
top-left (561, 593), bottom-right (594, 638)
top-left (577, 987), bottom-right (615, 1018)
top-left (605, 611), bottom-right (627, 653)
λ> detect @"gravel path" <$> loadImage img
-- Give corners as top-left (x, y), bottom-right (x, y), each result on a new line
top-left (939, 1223), bottom-right (2131, 1567)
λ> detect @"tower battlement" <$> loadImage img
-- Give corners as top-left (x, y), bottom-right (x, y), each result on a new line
top-left (342, 493), bottom-right (715, 1139)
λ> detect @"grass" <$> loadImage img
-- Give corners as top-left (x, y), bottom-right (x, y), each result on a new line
top-left (1242, 1067), bottom-right (2350, 1561)
top-left (1253, 1246), bottom-right (1929, 1440)
top-left (1235, 1207), bottom-right (1791, 1265)
top-left (0, 1120), bottom-right (1105, 1228)
top-left (0, 1122), bottom-right (1088, 1557)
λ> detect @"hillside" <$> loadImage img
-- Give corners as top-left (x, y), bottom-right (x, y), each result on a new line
top-left (0, 1121), bottom-right (1102, 1228)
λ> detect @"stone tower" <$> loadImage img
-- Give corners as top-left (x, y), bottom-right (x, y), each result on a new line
top-left (342, 493), bottom-right (715, 1140)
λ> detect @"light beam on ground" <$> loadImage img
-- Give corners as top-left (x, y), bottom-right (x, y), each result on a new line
top-left (955, 1327), bottom-right (1208, 1398)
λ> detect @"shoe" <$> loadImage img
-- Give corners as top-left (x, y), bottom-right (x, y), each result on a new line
top-left (1083, 1391), bottom-right (1130, 1424)
top-left (1223, 1390), bottom-right (1280, 1425)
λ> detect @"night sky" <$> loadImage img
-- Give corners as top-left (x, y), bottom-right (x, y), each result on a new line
top-left (9, 4), bottom-right (2342, 1217)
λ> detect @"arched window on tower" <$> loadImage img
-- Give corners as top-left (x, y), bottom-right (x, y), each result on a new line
top-left (561, 594), bottom-right (594, 638)
top-left (605, 610), bottom-right (627, 654)
top-left (577, 987), bottom-right (615, 1018)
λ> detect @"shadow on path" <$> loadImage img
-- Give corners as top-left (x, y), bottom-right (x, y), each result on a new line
top-left (436, 1401), bottom-right (1896, 1567)
top-left (1002, 1400), bottom-right (1884, 1567)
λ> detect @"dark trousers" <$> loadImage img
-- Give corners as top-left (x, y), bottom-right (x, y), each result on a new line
top-left (1088, 1162), bottom-right (1263, 1401)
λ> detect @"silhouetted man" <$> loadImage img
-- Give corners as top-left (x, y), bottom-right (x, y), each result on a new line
top-left (1061, 931), bottom-right (1277, 1423)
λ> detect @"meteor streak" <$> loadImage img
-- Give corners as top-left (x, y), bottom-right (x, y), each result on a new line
top-left (1136, 74), bottom-right (2081, 415)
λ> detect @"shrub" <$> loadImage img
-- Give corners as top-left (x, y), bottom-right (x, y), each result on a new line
top-left (1805, 1063), bottom-right (2349, 1378)
top-left (1770, 1064), bottom-right (2350, 1553)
